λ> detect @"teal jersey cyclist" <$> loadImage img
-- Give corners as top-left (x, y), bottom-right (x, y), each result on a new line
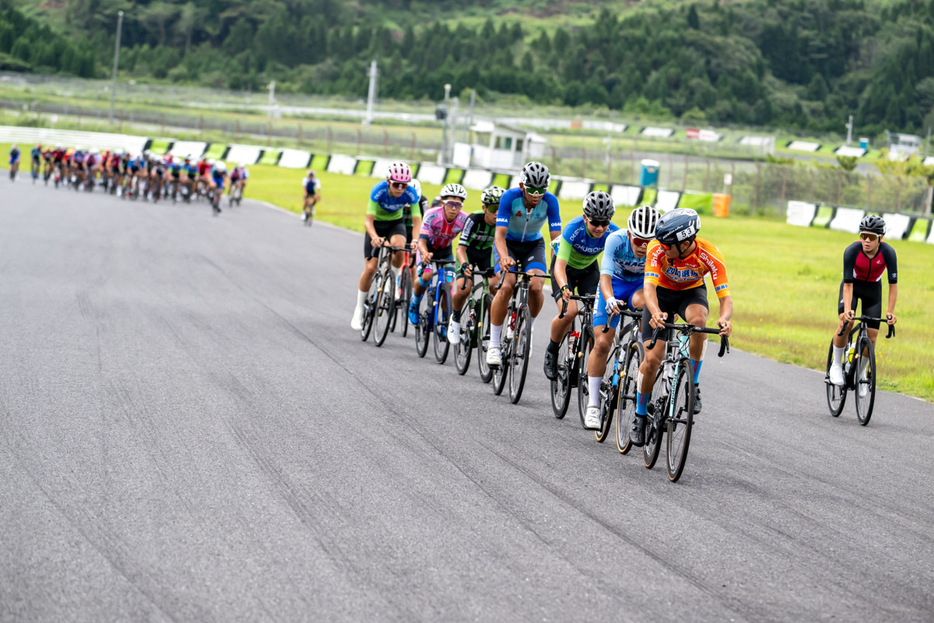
top-left (544, 191), bottom-right (620, 394)
top-left (350, 161), bottom-right (423, 330)
top-left (487, 161), bottom-right (562, 368)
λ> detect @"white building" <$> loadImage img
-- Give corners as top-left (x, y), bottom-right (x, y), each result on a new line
top-left (451, 121), bottom-right (547, 170)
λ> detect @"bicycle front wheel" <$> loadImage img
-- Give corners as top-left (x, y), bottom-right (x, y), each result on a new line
top-left (414, 293), bottom-right (431, 358)
top-left (643, 368), bottom-right (666, 470)
top-left (477, 294), bottom-right (494, 383)
top-left (825, 341), bottom-right (847, 417)
top-left (400, 269), bottom-right (412, 338)
top-left (666, 362), bottom-right (696, 483)
top-left (616, 341), bottom-right (644, 454)
top-left (360, 277), bottom-right (379, 342)
top-left (550, 323), bottom-right (574, 419)
top-left (373, 270), bottom-right (394, 347)
top-left (433, 286), bottom-right (451, 364)
top-left (508, 307), bottom-right (532, 404)
top-left (454, 302), bottom-right (474, 375)
top-left (854, 336), bottom-right (876, 426)
top-left (577, 327), bottom-right (595, 428)
top-left (595, 343), bottom-right (621, 443)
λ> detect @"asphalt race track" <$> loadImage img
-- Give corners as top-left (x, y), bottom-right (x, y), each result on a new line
top-left (1, 181), bottom-right (932, 621)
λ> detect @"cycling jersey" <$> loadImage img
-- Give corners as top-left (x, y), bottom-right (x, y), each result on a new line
top-left (842, 241), bottom-right (897, 284)
top-left (556, 215), bottom-right (620, 270)
top-left (645, 237), bottom-right (730, 298)
top-left (460, 211), bottom-right (496, 251)
top-left (303, 176), bottom-right (320, 194)
top-left (495, 187), bottom-right (561, 243)
top-left (211, 168), bottom-right (226, 189)
top-left (367, 180), bottom-right (421, 222)
top-left (10, 148), bottom-right (21, 164)
top-left (31, 147), bottom-right (41, 162)
top-left (419, 206), bottom-right (468, 251)
top-left (601, 229), bottom-right (647, 284)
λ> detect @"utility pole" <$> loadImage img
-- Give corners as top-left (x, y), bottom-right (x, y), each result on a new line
top-left (364, 60), bottom-right (378, 130)
top-left (845, 114), bottom-right (854, 146)
top-left (440, 83), bottom-right (451, 165)
top-left (108, 10), bottom-right (124, 124)
top-left (267, 81), bottom-right (276, 118)
top-left (465, 89), bottom-right (475, 142)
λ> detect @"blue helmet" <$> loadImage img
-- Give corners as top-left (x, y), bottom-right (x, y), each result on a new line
top-left (655, 208), bottom-right (701, 246)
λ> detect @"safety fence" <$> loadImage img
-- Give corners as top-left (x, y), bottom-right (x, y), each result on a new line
top-left (786, 200), bottom-right (934, 244)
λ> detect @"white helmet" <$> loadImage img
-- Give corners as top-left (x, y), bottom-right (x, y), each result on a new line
top-left (627, 205), bottom-right (661, 239)
top-left (215, 162), bottom-right (226, 173)
top-left (440, 183), bottom-right (468, 201)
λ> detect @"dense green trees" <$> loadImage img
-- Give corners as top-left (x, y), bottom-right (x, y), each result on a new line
top-left (5, 0), bottom-right (934, 135)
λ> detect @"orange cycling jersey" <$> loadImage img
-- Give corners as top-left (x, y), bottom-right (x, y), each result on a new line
top-left (644, 237), bottom-right (730, 298)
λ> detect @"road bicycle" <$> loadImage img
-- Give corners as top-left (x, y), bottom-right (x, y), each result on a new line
top-left (414, 259), bottom-right (457, 364)
top-left (826, 315), bottom-right (895, 426)
top-left (550, 294), bottom-right (596, 424)
top-left (453, 267), bottom-right (496, 379)
top-left (389, 245), bottom-right (415, 339)
top-left (31, 158), bottom-right (40, 184)
top-left (492, 267), bottom-right (551, 404)
top-left (229, 182), bottom-right (244, 207)
top-left (586, 307), bottom-right (644, 444)
top-left (360, 244), bottom-right (405, 346)
top-left (303, 196), bottom-right (317, 226)
top-left (641, 321), bottom-right (729, 482)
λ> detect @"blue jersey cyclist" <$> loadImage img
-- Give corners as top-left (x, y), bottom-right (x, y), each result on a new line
top-left (581, 205), bottom-right (660, 429)
top-left (486, 161), bottom-right (562, 368)
top-left (544, 191), bottom-right (619, 384)
top-left (10, 144), bottom-right (21, 179)
top-left (351, 161), bottom-right (422, 330)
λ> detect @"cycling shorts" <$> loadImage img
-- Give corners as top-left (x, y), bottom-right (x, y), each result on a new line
top-left (838, 280), bottom-right (883, 330)
top-left (549, 254), bottom-right (599, 301)
top-left (594, 279), bottom-right (644, 329)
top-left (641, 285), bottom-right (708, 342)
top-left (364, 218), bottom-right (406, 259)
top-left (465, 247), bottom-right (494, 274)
top-left (493, 238), bottom-right (547, 275)
top-left (415, 246), bottom-right (453, 267)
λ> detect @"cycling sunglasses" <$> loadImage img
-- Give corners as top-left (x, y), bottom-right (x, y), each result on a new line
top-left (390, 181), bottom-right (408, 190)
top-left (630, 235), bottom-right (651, 247)
top-left (859, 232), bottom-right (879, 241)
top-left (483, 202), bottom-right (500, 212)
top-left (523, 186), bottom-right (547, 196)
top-left (443, 200), bottom-right (464, 209)
top-left (587, 217), bottom-right (611, 228)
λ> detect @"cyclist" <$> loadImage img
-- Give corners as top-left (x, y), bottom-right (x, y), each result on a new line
top-left (229, 162), bottom-right (248, 200)
top-left (302, 170), bottom-right (320, 222)
top-left (582, 205), bottom-right (660, 429)
top-left (486, 161), bottom-right (562, 367)
top-left (408, 183), bottom-right (470, 324)
top-left (828, 214), bottom-right (898, 392)
top-left (9, 144), bottom-right (21, 180)
top-left (544, 191), bottom-right (620, 385)
top-left (447, 185), bottom-right (505, 345)
top-left (30, 144), bottom-right (42, 182)
top-left (350, 162), bottom-right (422, 330)
top-left (208, 161), bottom-right (227, 213)
top-left (630, 208), bottom-right (733, 446)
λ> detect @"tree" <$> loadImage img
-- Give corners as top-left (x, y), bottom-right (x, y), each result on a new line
top-left (687, 4), bottom-right (700, 29)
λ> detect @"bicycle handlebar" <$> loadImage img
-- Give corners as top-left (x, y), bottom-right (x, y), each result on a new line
top-left (457, 265), bottom-right (497, 290)
top-left (836, 315), bottom-right (896, 338)
top-left (559, 293), bottom-right (596, 319)
top-left (601, 307), bottom-right (644, 333)
top-left (369, 244), bottom-right (407, 258)
top-left (648, 322), bottom-right (730, 357)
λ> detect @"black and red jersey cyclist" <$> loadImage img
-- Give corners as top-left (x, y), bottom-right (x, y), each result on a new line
top-left (828, 214), bottom-right (898, 388)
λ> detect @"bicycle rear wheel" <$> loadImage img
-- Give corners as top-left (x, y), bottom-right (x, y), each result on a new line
top-left (595, 342), bottom-right (622, 443)
top-left (508, 307), bottom-right (532, 404)
top-left (550, 323), bottom-right (574, 419)
top-left (825, 341), bottom-right (847, 417)
top-left (854, 336), bottom-right (876, 426)
top-left (414, 293), bottom-right (431, 358)
top-left (577, 327), bottom-right (595, 427)
top-left (643, 369), bottom-right (665, 470)
top-left (400, 269), bottom-right (412, 338)
top-left (454, 300), bottom-right (474, 375)
top-left (373, 270), bottom-right (394, 347)
top-left (616, 341), bottom-right (644, 454)
top-left (477, 294), bottom-right (494, 383)
top-left (360, 277), bottom-right (379, 342)
top-left (666, 362), bottom-right (696, 482)
top-left (433, 286), bottom-right (451, 364)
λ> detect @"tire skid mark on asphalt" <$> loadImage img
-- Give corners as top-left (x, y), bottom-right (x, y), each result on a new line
top-left (480, 443), bottom-right (767, 622)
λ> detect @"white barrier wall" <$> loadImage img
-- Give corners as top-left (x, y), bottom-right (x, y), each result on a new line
top-left (788, 140), bottom-right (821, 152)
top-left (835, 146), bottom-right (867, 158)
top-left (225, 144), bottom-right (263, 164)
top-left (462, 169), bottom-right (493, 190)
top-left (656, 190), bottom-right (682, 212)
top-left (416, 163), bottom-right (446, 185)
top-left (786, 201), bottom-right (817, 227)
top-left (168, 141), bottom-right (207, 158)
top-left (609, 185), bottom-right (642, 207)
top-left (882, 213), bottom-right (912, 239)
top-left (829, 207), bottom-right (864, 233)
top-left (279, 149), bottom-right (312, 169)
top-left (326, 154), bottom-right (357, 175)
top-left (557, 180), bottom-right (591, 200)
top-left (370, 158), bottom-right (396, 178)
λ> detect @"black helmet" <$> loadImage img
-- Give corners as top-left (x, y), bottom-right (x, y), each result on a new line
top-left (859, 214), bottom-right (886, 236)
top-left (655, 208), bottom-right (701, 246)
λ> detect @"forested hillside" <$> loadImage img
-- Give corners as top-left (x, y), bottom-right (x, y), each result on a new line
top-left (4, 0), bottom-right (934, 135)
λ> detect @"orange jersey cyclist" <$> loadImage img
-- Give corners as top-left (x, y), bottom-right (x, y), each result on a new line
top-left (486, 161), bottom-right (562, 368)
top-left (630, 208), bottom-right (733, 447)
top-left (828, 214), bottom-right (898, 390)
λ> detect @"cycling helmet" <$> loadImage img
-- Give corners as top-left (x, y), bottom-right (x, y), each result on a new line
top-left (440, 183), bottom-right (468, 201)
top-left (655, 208), bottom-right (701, 246)
top-left (481, 185), bottom-right (505, 205)
top-left (307, 169), bottom-right (315, 177)
top-left (215, 162), bottom-right (227, 173)
top-left (387, 161), bottom-right (412, 183)
top-left (582, 191), bottom-right (615, 220)
top-left (627, 205), bottom-right (660, 239)
top-left (410, 178), bottom-right (422, 199)
top-left (859, 214), bottom-right (886, 236)
top-left (519, 161), bottom-right (550, 189)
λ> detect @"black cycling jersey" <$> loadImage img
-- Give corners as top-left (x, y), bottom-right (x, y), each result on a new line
top-left (842, 241), bottom-right (897, 284)
top-left (460, 211), bottom-right (496, 251)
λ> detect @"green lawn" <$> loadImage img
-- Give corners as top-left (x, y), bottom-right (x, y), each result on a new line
top-left (245, 162), bottom-right (934, 403)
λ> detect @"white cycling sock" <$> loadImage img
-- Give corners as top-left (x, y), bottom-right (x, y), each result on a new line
top-left (588, 376), bottom-right (602, 407)
top-left (490, 323), bottom-right (502, 348)
top-left (391, 265), bottom-right (401, 287)
top-left (832, 345), bottom-right (845, 367)
top-left (355, 289), bottom-right (367, 310)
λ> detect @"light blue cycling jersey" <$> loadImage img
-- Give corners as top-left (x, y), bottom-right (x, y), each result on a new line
top-left (495, 187), bottom-right (561, 243)
top-left (600, 229), bottom-right (646, 283)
